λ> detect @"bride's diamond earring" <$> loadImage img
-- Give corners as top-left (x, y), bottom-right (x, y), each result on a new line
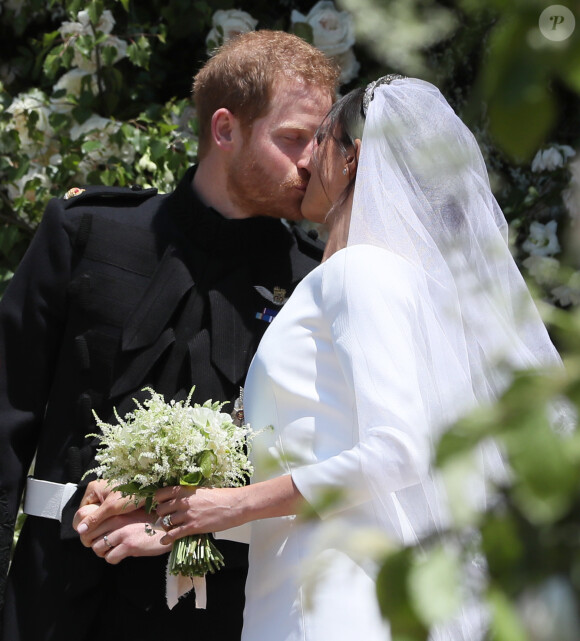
top-left (342, 167), bottom-right (348, 175)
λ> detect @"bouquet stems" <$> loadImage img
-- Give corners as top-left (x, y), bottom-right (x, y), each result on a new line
top-left (168, 533), bottom-right (225, 577)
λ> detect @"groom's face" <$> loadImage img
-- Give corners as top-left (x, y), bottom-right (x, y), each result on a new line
top-left (226, 79), bottom-right (332, 221)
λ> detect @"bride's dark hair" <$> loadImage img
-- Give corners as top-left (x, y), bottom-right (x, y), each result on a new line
top-left (313, 86), bottom-right (365, 219)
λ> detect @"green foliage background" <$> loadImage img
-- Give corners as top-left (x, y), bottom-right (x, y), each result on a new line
top-left (2, 0), bottom-right (580, 638)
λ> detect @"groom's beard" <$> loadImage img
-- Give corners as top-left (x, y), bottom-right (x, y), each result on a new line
top-left (227, 148), bottom-right (306, 221)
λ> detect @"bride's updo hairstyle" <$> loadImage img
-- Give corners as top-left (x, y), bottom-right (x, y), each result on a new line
top-left (312, 86), bottom-right (365, 217)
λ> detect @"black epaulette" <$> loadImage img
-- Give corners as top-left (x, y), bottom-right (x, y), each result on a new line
top-left (292, 224), bottom-right (325, 261)
top-left (61, 184), bottom-right (158, 209)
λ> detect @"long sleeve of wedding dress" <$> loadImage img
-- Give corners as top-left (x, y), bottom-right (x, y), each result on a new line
top-left (241, 244), bottom-right (459, 641)
top-left (291, 245), bottom-right (434, 519)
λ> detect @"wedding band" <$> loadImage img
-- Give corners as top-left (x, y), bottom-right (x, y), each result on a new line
top-left (162, 514), bottom-right (174, 529)
top-left (103, 534), bottom-right (114, 549)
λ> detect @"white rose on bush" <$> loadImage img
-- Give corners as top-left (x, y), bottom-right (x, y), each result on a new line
top-left (7, 166), bottom-right (52, 203)
top-left (332, 48), bottom-right (361, 84)
top-left (552, 271), bottom-right (580, 307)
top-left (6, 89), bottom-right (54, 153)
top-left (522, 255), bottom-right (560, 286)
top-left (522, 220), bottom-right (561, 257)
top-left (53, 68), bottom-right (99, 104)
top-left (291, 1), bottom-right (355, 56)
top-left (59, 10), bottom-right (127, 73)
top-left (531, 144), bottom-right (576, 172)
top-left (206, 10), bottom-right (258, 50)
top-left (60, 9), bottom-right (116, 38)
top-left (70, 115), bottom-right (135, 181)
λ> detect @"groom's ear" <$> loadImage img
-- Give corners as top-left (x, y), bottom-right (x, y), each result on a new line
top-left (211, 108), bottom-right (242, 152)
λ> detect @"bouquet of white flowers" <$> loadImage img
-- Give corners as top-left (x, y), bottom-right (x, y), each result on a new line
top-left (87, 387), bottom-right (253, 578)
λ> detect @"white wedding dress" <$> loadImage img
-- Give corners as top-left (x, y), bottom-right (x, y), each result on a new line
top-left (242, 244), bottom-right (461, 641)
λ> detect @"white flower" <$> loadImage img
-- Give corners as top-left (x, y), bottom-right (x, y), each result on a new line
top-left (522, 220), bottom-right (561, 256)
top-left (6, 88), bottom-right (53, 152)
top-left (89, 388), bottom-right (254, 491)
top-left (60, 9), bottom-right (116, 38)
top-left (70, 114), bottom-right (116, 140)
top-left (59, 10), bottom-right (126, 73)
top-left (552, 271), bottom-right (580, 307)
top-left (73, 35), bottom-right (127, 73)
top-left (7, 165), bottom-right (51, 202)
top-left (205, 9), bottom-right (258, 50)
top-left (331, 47), bottom-right (360, 84)
top-left (53, 68), bottom-right (99, 102)
top-left (291, 1), bottom-right (355, 56)
top-left (531, 144), bottom-right (576, 172)
top-left (68, 114), bottom-right (134, 180)
top-left (522, 255), bottom-right (560, 286)
top-left (99, 35), bottom-right (127, 62)
top-left (7, 88), bottom-right (51, 131)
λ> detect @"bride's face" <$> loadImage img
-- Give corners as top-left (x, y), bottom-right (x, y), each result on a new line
top-left (301, 134), bottom-right (351, 223)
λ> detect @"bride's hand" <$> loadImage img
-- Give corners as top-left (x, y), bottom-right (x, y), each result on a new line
top-left (154, 486), bottom-right (245, 545)
top-left (155, 476), bottom-right (303, 545)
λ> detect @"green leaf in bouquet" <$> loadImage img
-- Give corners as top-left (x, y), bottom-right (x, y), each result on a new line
top-left (113, 481), bottom-right (143, 495)
top-left (199, 449), bottom-right (217, 479)
top-left (180, 471), bottom-right (202, 486)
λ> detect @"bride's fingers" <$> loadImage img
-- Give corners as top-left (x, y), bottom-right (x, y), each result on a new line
top-left (159, 511), bottom-right (183, 531)
top-left (159, 523), bottom-right (187, 546)
top-left (155, 485), bottom-right (195, 505)
top-left (156, 494), bottom-right (194, 516)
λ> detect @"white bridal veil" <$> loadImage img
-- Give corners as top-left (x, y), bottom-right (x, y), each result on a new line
top-left (346, 77), bottom-right (563, 542)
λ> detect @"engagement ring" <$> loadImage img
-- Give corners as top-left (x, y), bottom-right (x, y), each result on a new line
top-left (162, 514), bottom-right (174, 529)
top-left (103, 534), bottom-right (114, 549)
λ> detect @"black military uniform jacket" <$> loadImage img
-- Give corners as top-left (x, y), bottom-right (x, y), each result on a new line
top-left (0, 166), bottom-right (323, 641)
